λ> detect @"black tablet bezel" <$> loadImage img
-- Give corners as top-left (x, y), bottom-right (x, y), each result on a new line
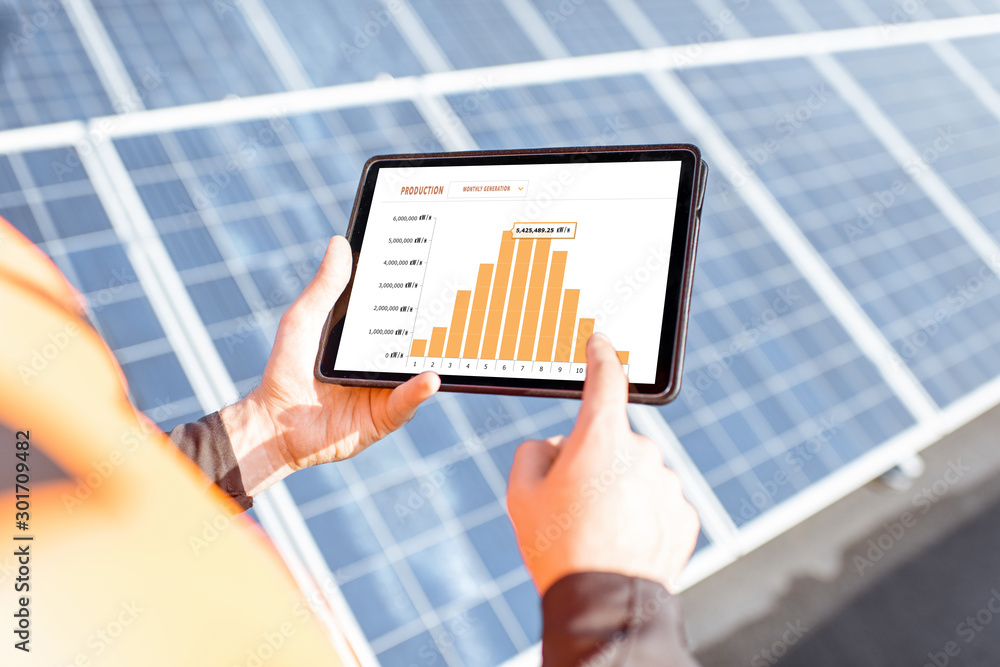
top-left (315, 145), bottom-right (706, 405)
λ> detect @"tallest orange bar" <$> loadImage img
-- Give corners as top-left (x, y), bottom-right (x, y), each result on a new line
top-left (499, 238), bottom-right (535, 360)
top-left (517, 238), bottom-right (551, 361)
top-left (480, 231), bottom-right (516, 359)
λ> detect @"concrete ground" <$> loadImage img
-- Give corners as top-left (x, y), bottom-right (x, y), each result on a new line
top-left (681, 402), bottom-right (1000, 667)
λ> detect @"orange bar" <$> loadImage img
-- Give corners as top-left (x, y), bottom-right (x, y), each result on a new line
top-left (553, 289), bottom-right (580, 363)
top-left (517, 238), bottom-right (551, 361)
top-left (410, 339), bottom-right (427, 357)
top-left (428, 327), bottom-right (447, 357)
top-left (617, 351), bottom-right (630, 365)
top-left (573, 318), bottom-right (595, 364)
top-left (445, 291), bottom-right (472, 358)
top-left (480, 232), bottom-right (516, 359)
top-left (463, 264), bottom-right (494, 358)
top-left (535, 251), bottom-right (567, 362)
top-left (499, 238), bottom-right (534, 360)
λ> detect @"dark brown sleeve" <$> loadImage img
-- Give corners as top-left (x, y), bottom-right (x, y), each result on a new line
top-left (542, 572), bottom-right (701, 667)
top-left (168, 412), bottom-right (253, 512)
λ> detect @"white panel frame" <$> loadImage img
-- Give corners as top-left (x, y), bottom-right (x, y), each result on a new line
top-left (62, 0), bottom-right (144, 113)
top-left (235, 0), bottom-right (315, 91)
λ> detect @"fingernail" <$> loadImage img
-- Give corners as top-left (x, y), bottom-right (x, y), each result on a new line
top-left (591, 332), bottom-right (611, 345)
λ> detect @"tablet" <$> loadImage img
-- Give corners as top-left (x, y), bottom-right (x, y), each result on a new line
top-left (315, 145), bottom-right (706, 404)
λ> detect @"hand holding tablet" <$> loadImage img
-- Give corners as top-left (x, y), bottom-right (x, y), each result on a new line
top-left (315, 145), bottom-right (707, 404)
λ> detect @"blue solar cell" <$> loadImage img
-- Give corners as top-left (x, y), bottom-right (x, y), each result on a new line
top-left (908, 0), bottom-right (975, 18)
top-left (116, 135), bottom-right (173, 169)
top-left (223, 214), bottom-right (283, 255)
top-left (0, 156), bottom-right (19, 193)
top-left (284, 462), bottom-right (348, 505)
top-left (729, 0), bottom-right (797, 36)
top-left (2, 203), bottom-right (38, 243)
top-left (376, 631), bottom-right (445, 667)
top-left (305, 501), bottom-right (384, 571)
top-left (694, 529), bottom-right (712, 552)
top-left (371, 477), bottom-right (445, 542)
top-left (90, 0), bottom-right (286, 107)
top-left (447, 602), bottom-right (519, 666)
top-left (407, 536), bottom-right (484, 608)
top-left (261, 0), bottom-right (425, 84)
top-left (433, 459), bottom-right (497, 517)
top-left (23, 148), bottom-right (89, 185)
top-left (451, 393), bottom-right (520, 441)
top-left (630, 0), bottom-right (722, 45)
top-left (45, 194), bottom-right (112, 237)
top-left (339, 565), bottom-right (421, 641)
top-left (134, 179), bottom-right (197, 223)
top-left (67, 243), bottom-right (137, 293)
top-left (352, 435), bottom-right (410, 480)
top-left (119, 352), bottom-right (195, 409)
top-left (794, 0), bottom-right (861, 30)
top-left (187, 276), bottom-right (252, 324)
top-left (95, 296), bottom-right (166, 348)
top-left (247, 265), bottom-right (303, 309)
top-left (213, 326), bottom-right (271, 384)
top-left (0, 0), bottom-right (112, 129)
top-left (489, 436), bottom-right (522, 480)
top-left (503, 580), bottom-right (542, 643)
top-left (159, 228), bottom-right (225, 270)
top-left (405, 400), bottom-right (462, 457)
top-left (953, 35), bottom-right (1000, 94)
top-left (281, 204), bottom-right (337, 245)
top-left (466, 515), bottom-right (524, 580)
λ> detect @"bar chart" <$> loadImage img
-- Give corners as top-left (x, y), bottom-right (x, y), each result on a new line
top-left (333, 160), bottom-right (681, 385)
top-left (408, 229), bottom-right (630, 379)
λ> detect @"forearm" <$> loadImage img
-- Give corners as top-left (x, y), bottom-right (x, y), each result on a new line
top-left (167, 412), bottom-right (253, 511)
top-left (542, 573), bottom-right (701, 667)
top-left (219, 395), bottom-right (295, 498)
top-left (167, 393), bottom-right (296, 507)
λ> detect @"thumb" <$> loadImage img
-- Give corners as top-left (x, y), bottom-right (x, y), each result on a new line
top-left (508, 437), bottom-right (562, 491)
top-left (383, 371), bottom-right (441, 430)
top-left (287, 236), bottom-right (352, 331)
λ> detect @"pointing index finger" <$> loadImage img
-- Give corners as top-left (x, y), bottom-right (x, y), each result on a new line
top-left (578, 332), bottom-right (629, 425)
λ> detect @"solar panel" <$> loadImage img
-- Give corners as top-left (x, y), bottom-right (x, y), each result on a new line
top-left (3, 1), bottom-right (1000, 665)
top-left (90, 0), bottom-right (286, 107)
top-left (840, 43), bottom-right (1000, 238)
top-left (407, 0), bottom-right (542, 68)
top-left (678, 57), bottom-right (1000, 406)
top-left (524, 0), bottom-right (639, 56)
top-left (259, 0), bottom-right (426, 85)
top-left (0, 0), bottom-right (112, 128)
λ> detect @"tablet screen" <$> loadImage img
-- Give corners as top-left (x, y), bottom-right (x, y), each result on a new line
top-left (332, 156), bottom-right (685, 387)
